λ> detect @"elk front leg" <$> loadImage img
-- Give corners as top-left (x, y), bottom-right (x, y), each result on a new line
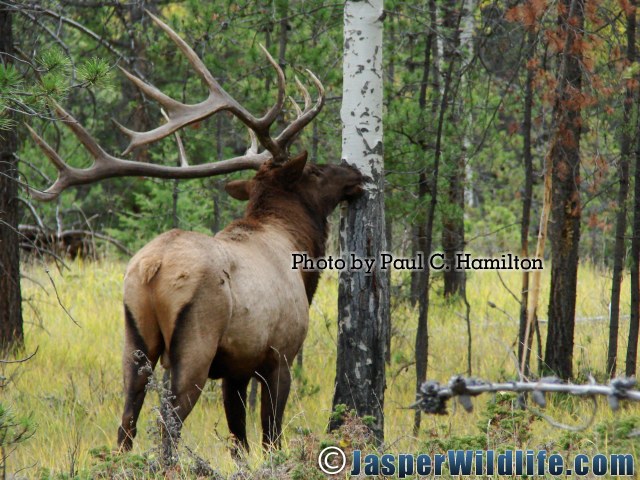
top-left (222, 376), bottom-right (251, 457)
top-left (259, 364), bottom-right (291, 449)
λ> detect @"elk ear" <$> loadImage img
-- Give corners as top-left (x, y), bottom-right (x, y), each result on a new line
top-left (279, 151), bottom-right (308, 184)
top-left (225, 180), bottom-right (251, 201)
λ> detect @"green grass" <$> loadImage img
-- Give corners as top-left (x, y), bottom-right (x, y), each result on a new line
top-left (3, 259), bottom-right (639, 478)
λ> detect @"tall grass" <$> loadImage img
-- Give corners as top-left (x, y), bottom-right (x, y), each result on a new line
top-left (3, 259), bottom-right (638, 477)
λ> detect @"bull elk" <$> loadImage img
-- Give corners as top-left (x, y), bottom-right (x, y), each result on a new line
top-left (27, 12), bottom-right (364, 455)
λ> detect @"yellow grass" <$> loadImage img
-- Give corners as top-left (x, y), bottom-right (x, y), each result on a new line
top-left (3, 258), bottom-right (639, 477)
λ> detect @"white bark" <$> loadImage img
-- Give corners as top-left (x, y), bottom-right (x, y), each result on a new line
top-left (461, 0), bottom-right (476, 208)
top-left (341, 0), bottom-right (384, 181)
top-left (333, 0), bottom-right (388, 442)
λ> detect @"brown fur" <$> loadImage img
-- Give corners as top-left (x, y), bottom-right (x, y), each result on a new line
top-left (117, 152), bottom-right (363, 453)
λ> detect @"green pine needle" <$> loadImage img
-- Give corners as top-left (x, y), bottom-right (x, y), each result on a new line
top-left (0, 64), bottom-right (22, 93)
top-left (78, 57), bottom-right (113, 88)
top-left (37, 48), bottom-right (72, 75)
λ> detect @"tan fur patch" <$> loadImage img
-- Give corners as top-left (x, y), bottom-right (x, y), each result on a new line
top-left (139, 258), bottom-right (162, 284)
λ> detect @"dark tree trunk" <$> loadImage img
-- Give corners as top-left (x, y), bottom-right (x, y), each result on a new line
top-left (211, 116), bottom-right (225, 235)
top-left (172, 180), bottom-right (179, 229)
top-left (408, 5), bottom-right (428, 310)
top-left (626, 90), bottom-right (640, 376)
top-left (442, 182), bottom-right (466, 297)
top-left (120, 3), bottom-right (152, 162)
top-left (413, 0), bottom-right (436, 433)
top-left (276, 0), bottom-right (288, 130)
top-left (518, 30), bottom-right (536, 376)
top-left (413, 173), bottom-right (430, 435)
top-left (609, 0), bottom-right (635, 378)
top-left (0, 7), bottom-right (24, 353)
top-left (410, 14), bottom-right (436, 310)
top-left (332, 190), bottom-right (389, 441)
top-left (441, 0), bottom-right (466, 298)
top-left (409, 226), bottom-right (421, 306)
top-left (544, 0), bottom-right (584, 380)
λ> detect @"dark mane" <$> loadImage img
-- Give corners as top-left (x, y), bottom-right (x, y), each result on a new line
top-left (226, 172), bottom-right (329, 303)
top-left (243, 174), bottom-right (329, 258)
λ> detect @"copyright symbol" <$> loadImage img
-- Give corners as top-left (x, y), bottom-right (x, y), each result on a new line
top-left (318, 446), bottom-right (347, 475)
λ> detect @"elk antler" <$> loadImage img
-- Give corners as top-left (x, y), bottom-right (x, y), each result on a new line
top-left (27, 11), bottom-right (324, 202)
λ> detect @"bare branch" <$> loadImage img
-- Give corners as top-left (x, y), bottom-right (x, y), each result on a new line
top-left (0, 346), bottom-right (39, 364)
top-left (412, 375), bottom-right (640, 416)
top-left (9, 2), bottom-right (129, 62)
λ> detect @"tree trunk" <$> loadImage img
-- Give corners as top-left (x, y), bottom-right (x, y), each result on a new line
top-left (414, 0), bottom-right (461, 433)
top-left (626, 84), bottom-right (640, 376)
top-left (122, 3), bottom-right (151, 162)
top-left (608, 0), bottom-right (635, 378)
top-left (276, 0), bottom-right (288, 130)
top-left (518, 29), bottom-right (536, 376)
top-left (441, 0), bottom-right (467, 298)
top-left (409, 226), bottom-right (421, 306)
top-left (413, 173), bottom-right (430, 435)
top-left (413, 0), bottom-right (436, 433)
top-left (410, 17), bottom-right (435, 310)
top-left (331, 0), bottom-right (388, 442)
top-left (0, 7), bottom-right (24, 353)
top-left (544, 0), bottom-right (584, 380)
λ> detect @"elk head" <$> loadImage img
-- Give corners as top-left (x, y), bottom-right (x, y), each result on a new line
top-left (226, 153), bottom-right (364, 215)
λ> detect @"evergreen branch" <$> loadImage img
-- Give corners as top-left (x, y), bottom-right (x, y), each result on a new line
top-left (6, 2), bottom-right (129, 63)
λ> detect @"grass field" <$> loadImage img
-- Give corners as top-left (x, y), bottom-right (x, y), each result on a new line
top-left (3, 258), bottom-right (639, 478)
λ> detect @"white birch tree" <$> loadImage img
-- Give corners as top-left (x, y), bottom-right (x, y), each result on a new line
top-left (330, 0), bottom-right (389, 442)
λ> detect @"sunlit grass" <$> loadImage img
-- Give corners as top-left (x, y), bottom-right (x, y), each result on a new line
top-left (4, 258), bottom-right (638, 477)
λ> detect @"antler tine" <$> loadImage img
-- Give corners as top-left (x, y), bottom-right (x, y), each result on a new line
top-left (118, 67), bottom-right (186, 116)
top-left (24, 101), bottom-right (116, 201)
top-left (276, 69), bottom-right (324, 149)
top-left (24, 124), bottom-right (72, 201)
top-left (256, 44), bottom-right (286, 128)
top-left (246, 129), bottom-right (259, 156)
top-left (282, 76), bottom-right (312, 145)
top-left (145, 10), bottom-right (223, 94)
top-left (289, 96), bottom-right (303, 118)
top-left (294, 75), bottom-right (312, 111)
top-left (161, 108), bottom-right (189, 167)
top-left (51, 99), bottom-right (111, 161)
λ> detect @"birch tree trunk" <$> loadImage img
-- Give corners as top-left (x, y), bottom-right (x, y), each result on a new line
top-left (331, 0), bottom-right (389, 442)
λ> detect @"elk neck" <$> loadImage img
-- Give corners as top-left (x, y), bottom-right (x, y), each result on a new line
top-left (234, 189), bottom-right (331, 301)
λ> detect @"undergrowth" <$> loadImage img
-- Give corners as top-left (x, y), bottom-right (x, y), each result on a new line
top-left (2, 259), bottom-right (638, 478)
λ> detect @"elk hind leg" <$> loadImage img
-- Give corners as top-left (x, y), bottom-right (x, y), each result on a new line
top-left (259, 364), bottom-right (292, 449)
top-left (222, 376), bottom-right (251, 457)
top-left (162, 303), bottom-right (217, 457)
top-left (118, 305), bottom-right (162, 451)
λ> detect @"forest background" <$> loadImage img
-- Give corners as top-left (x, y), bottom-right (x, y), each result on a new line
top-left (2, 0), bottom-right (640, 478)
